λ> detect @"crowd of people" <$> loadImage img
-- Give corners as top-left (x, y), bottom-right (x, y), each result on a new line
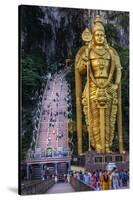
top-left (36, 70), bottom-right (70, 151)
top-left (70, 168), bottom-right (129, 190)
top-left (53, 173), bottom-right (71, 184)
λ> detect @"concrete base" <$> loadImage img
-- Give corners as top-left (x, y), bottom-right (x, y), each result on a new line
top-left (85, 150), bottom-right (129, 171)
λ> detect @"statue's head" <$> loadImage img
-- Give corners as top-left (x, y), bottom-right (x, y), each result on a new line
top-left (92, 15), bottom-right (106, 46)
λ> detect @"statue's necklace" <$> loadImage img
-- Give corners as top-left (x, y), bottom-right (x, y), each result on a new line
top-left (92, 47), bottom-right (107, 56)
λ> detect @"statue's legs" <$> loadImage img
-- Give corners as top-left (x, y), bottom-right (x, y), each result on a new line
top-left (105, 102), bottom-right (112, 153)
top-left (83, 81), bottom-right (119, 153)
top-left (90, 99), bottom-right (102, 152)
top-left (89, 82), bottom-right (102, 152)
top-left (107, 86), bottom-right (118, 149)
top-left (82, 86), bottom-right (95, 149)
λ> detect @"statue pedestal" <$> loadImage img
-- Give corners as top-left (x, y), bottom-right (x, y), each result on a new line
top-left (85, 151), bottom-right (129, 171)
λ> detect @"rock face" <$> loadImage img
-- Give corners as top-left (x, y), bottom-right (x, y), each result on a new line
top-left (21, 6), bottom-right (129, 65)
top-left (43, 8), bottom-right (129, 65)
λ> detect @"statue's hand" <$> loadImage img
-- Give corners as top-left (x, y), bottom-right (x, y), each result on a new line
top-left (81, 61), bottom-right (87, 69)
top-left (82, 54), bottom-right (88, 62)
top-left (111, 84), bottom-right (118, 91)
top-left (99, 83), bottom-right (118, 90)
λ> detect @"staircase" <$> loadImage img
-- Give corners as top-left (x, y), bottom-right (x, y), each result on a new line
top-left (31, 164), bottom-right (42, 180)
top-left (36, 69), bottom-right (69, 153)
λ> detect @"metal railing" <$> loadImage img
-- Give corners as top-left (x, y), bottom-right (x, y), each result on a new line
top-left (70, 176), bottom-right (95, 192)
top-left (21, 179), bottom-right (54, 195)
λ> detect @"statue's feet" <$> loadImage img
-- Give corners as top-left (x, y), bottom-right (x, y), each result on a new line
top-left (106, 147), bottom-right (112, 154)
top-left (96, 149), bottom-right (102, 153)
top-left (120, 150), bottom-right (126, 154)
top-left (96, 144), bottom-right (102, 154)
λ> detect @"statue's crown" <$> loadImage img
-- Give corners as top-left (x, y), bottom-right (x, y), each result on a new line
top-left (92, 15), bottom-right (105, 33)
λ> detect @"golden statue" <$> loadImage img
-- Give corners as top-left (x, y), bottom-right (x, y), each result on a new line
top-left (75, 16), bottom-right (124, 154)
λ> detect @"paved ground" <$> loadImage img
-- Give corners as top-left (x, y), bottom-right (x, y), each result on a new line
top-left (46, 183), bottom-right (75, 194)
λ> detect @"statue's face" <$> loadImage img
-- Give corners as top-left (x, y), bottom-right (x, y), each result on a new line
top-left (93, 30), bottom-right (105, 46)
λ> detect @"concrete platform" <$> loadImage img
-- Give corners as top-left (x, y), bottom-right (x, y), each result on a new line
top-left (46, 183), bottom-right (75, 194)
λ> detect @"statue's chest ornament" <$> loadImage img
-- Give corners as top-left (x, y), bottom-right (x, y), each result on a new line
top-left (89, 48), bottom-right (115, 88)
top-left (90, 48), bottom-right (110, 71)
top-left (92, 47), bottom-right (107, 56)
top-left (97, 59), bottom-right (106, 70)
